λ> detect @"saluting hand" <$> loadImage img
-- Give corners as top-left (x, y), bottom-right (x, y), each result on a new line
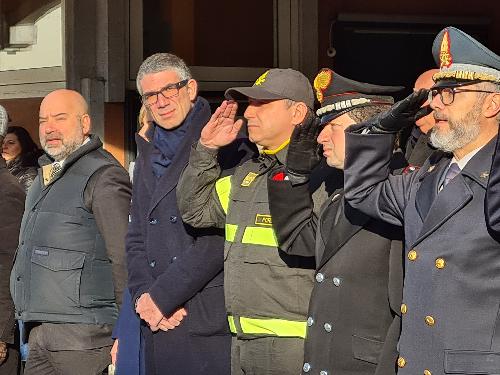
top-left (286, 109), bottom-right (323, 184)
top-left (374, 89), bottom-right (430, 132)
top-left (200, 100), bottom-right (244, 149)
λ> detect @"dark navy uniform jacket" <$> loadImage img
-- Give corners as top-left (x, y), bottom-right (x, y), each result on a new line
top-left (344, 129), bottom-right (500, 375)
top-left (269, 165), bottom-right (403, 375)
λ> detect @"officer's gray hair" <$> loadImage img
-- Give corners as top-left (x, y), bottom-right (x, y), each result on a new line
top-left (0, 104), bottom-right (9, 138)
top-left (136, 53), bottom-right (192, 95)
top-left (475, 82), bottom-right (500, 122)
top-left (348, 104), bottom-right (392, 124)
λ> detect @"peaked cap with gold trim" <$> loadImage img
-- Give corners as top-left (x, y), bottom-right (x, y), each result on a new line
top-left (313, 68), bottom-right (403, 124)
top-left (432, 26), bottom-right (500, 86)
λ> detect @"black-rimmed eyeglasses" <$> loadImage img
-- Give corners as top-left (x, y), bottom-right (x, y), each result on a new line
top-left (429, 82), bottom-right (495, 105)
top-left (141, 79), bottom-right (189, 106)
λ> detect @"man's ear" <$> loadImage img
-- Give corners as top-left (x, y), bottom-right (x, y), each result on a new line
top-left (187, 79), bottom-right (198, 102)
top-left (484, 93), bottom-right (500, 119)
top-left (81, 114), bottom-right (91, 136)
top-left (291, 102), bottom-right (309, 126)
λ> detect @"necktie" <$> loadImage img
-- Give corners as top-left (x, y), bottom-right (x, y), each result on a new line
top-left (443, 162), bottom-right (461, 187)
top-left (49, 162), bottom-right (62, 181)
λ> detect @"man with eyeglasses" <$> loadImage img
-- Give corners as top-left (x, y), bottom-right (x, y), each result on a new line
top-left (126, 53), bottom-right (252, 375)
top-left (341, 26), bottom-right (500, 374)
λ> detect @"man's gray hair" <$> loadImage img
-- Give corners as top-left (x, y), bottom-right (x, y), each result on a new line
top-left (136, 53), bottom-right (192, 95)
top-left (476, 82), bottom-right (500, 122)
top-left (0, 104), bottom-right (9, 138)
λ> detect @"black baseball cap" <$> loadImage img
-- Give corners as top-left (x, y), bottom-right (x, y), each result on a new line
top-left (225, 68), bottom-right (314, 109)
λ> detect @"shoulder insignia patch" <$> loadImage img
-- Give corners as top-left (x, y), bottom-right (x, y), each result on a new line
top-left (255, 214), bottom-right (272, 226)
top-left (241, 172), bottom-right (258, 187)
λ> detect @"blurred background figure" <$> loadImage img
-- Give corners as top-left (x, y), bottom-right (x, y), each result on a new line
top-left (127, 105), bottom-right (152, 179)
top-left (0, 105), bottom-right (25, 375)
top-left (403, 69), bottom-right (439, 171)
top-left (2, 126), bottom-right (42, 192)
top-left (137, 105), bottom-right (152, 141)
top-left (110, 105), bottom-right (151, 375)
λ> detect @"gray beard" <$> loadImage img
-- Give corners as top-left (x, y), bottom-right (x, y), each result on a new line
top-left (429, 104), bottom-right (482, 152)
top-left (43, 135), bottom-right (84, 161)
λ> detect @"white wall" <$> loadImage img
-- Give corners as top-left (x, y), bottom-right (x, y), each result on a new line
top-left (0, 4), bottom-right (63, 72)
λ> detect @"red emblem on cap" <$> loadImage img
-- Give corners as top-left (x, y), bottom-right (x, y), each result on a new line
top-left (439, 29), bottom-right (453, 69)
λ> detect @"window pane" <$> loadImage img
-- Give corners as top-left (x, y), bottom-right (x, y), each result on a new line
top-left (143, 0), bottom-right (275, 67)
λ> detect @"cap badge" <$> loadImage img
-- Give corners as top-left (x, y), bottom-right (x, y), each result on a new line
top-left (313, 69), bottom-right (332, 103)
top-left (440, 29), bottom-right (453, 69)
top-left (254, 70), bottom-right (270, 86)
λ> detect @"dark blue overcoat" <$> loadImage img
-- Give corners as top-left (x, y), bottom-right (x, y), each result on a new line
top-left (127, 97), bottom-right (249, 375)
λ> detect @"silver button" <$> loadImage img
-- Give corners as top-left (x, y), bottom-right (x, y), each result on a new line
top-left (320, 371), bottom-right (328, 375)
top-left (316, 273), bottom-right (325, 283)
top-left (307, 317), bottom-right (314, 327)
top-left (303, 363), bottom-right (311, 372)
top-left (324, 323), bottom-right (332, 332)
top-left (332, 277), bottom-right (342, 287)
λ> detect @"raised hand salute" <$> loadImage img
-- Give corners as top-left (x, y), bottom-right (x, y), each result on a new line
top-left (200, 100), bottom-right (244, 149)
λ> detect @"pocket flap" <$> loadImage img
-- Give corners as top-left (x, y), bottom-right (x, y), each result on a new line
top-left (445, 350), bottom-right (500, 374)
top-left (31, 247), bottom-right (85, 271)
top-left (352, 334), bottom-right (384, 365)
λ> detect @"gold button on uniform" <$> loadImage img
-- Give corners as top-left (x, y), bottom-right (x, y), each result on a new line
top-left (401, 304), bottom-right (407, 314)
top-left (424, 370), bottom-right (432, 375)
top-left (408, 250), bottom-right (418, 261)
top-left (425, 316), bottom-right (435, 326)
top-left (397, 357), bottom-right (406, 368)
top-left (435, 258), bottom-right (446, 269)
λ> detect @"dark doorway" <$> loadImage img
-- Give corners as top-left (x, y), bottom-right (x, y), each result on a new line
top-left (329, 17), bottom-right (490, 98)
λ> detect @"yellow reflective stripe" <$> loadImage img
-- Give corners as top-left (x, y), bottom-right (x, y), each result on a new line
top-left (242, 226), bottom-right (278, 247)
top-left (228, 316), bottom-right (237, 333)
top-left (215, 176), bottom-right (232, 214)
top-left (225, 224), bottom-right (238, 242)
top-left (240, 317), bottom-right (306, 338)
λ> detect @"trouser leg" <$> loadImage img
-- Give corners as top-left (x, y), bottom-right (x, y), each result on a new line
top-left (23, 326), bottom-right (56, 375)
top-left (239, 337), bottom-right (305, 375)
top-left (24, 325), bottom-right (111, 375)
top-left (231, 336), bottom-right (244, 375)
top-left (48, 346), bottom-right (111, 375)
